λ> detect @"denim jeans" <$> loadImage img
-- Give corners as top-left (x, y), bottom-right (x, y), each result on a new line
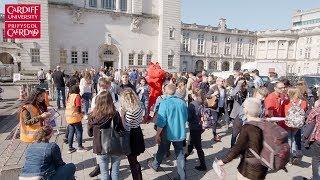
top-left (294, 129), bottom-right (302, 150)
top-left (56, 86), bottom-right (66, 108)
top-left (82, 92), bottom-right (92, 115)
top-left (68, 122), bottom-right (83, 149)
top-left (96, 154), bottom-right (120, 180)
top-left (46, 163), bottom-right (76, 180)
top-left (287, 129), bottom-right (298, 156)
top-left (152, 140), bottom-right (185, 180)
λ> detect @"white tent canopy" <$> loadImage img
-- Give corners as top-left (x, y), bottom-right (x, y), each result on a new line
top-left (241, 62), bottom-right (257, 71)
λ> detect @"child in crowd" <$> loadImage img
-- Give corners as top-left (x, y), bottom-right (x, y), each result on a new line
top-left (137, 77), bottom-right (149, 116)
top-left (65, 85), bottom-right (87, 153)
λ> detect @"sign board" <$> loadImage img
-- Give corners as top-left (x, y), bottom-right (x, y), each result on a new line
top-left (4, 4), bottom-right (41, 39)
top-left (13, 73), bottom-right (21, 82)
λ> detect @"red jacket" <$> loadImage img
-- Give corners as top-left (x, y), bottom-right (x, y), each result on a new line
top-left (264, 92), bottom-right (287, 118)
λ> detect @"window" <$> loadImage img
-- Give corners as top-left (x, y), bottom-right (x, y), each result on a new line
top-left (212, 36), bottom-right (218, 42)
top-left (258, 41), bottom-right (265, 50)
top-left (147, 54), bottom-right (152, 64)
top-left (71, 51), bottom-right (78, 64)
top-left (128, 53), bottom-right (134, 66)
top-left (249, 44), bottom-right (254, 56)
top-left (31, 48), bottom-right (40, 63)
top-left (305, 48), bottom-right (311, 59)
top-left (82, 51), bottom-right (88, 64)
top-left (278, 40), bottom-right (286, 49)
top-left (168, 55), bottom-right (174, 67)
top-left (224, 46), bottom-right (230, 55)
top-left (89, 0), bottom-right (97, 7)
top-left (197, 34), bottom-right (205, 53)
top-left (236, 43), bottom-right (242, 56)
top-left (182, 32), bottom-right (190, 52)
top-left (120, 0), bottom-right (127, 11)
top-left (169, 28), bottom-right (175, 39)
top-left (211, 45), bottom-right (218, 54)
top-left (288, 41), bottom-right (295, 50)
top-left (2, 29), bottom-right (7, 42)
top-left (102, 0), bottom-right (115, 10)
top-left (237, 38), bottom-right (243, 43)
top-left (208, 61), bottom-right (217, 70)
top-left (225, 37), bottom-right (230, 43)
top-left (300, 49), bottom-right (303, 56)
top-left (317, 63), bottom-right (320, 74)
top-left (138, 54), bottom-right (143, 66)
top-left (298, 67), bottom-right (301, 73)
top-left (268, 40), bottom-right (276, 49)
top-left (104, 49), bottom-right (113, 55)
top-left (59, 49), bottom-right (67, 64)
top-left (306, 37), bottom-right (312, 44)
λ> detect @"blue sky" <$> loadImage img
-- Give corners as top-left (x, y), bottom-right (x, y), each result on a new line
top-left (2, 0), bottom-right (320, 30)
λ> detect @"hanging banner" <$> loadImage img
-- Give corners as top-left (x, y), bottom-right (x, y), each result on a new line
top-left (4, 4), bottom-right (41, 39)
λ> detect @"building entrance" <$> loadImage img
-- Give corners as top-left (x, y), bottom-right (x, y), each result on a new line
top-left (104, 61), bottom-right (113, 68)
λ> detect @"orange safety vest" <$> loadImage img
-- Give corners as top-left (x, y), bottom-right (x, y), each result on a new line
top-left (19, 104), bottom-right (42, 143)
top-left (65, 94), bottom-right (83, 124)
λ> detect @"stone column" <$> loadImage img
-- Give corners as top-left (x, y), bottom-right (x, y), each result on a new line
top-left (116, 0), bottom-right (121, 12)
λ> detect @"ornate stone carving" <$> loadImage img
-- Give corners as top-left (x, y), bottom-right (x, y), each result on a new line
top-left (105, 33), bottom-right (112, 45)
top-left (72, 8), bottom-right (84, 24)
top-left (130, 17), bottom-right (143, 32)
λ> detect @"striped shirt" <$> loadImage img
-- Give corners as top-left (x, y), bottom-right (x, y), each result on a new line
top-left (124, 107), bottom-right (143, 129)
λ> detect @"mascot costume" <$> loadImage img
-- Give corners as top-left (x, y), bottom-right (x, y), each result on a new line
top-left (145, 62), bottom-right (166, 122)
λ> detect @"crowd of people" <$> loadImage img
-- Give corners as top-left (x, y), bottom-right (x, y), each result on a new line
top-left (17, 63), bottom-right (320, 180)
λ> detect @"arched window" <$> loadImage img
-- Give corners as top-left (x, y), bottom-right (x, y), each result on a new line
top-left (221, 61), bottom-right (230, 71)
top-left (195, 60), bottom-right (204, 72)
top-left (234, 61), bottom-right (241, 71)
top-left (208, 61), bottom-right (217, 71)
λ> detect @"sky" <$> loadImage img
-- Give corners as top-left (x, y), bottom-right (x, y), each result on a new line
top-left (1, 0), bottom-right (320, 31)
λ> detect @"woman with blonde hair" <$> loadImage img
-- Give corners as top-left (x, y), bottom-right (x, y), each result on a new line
top-left (119, 88), bottom-right (145, 180)
top-left (284, 87), bottom-right (308, 165)
top-left (80, 70), bottom-right (93, 116)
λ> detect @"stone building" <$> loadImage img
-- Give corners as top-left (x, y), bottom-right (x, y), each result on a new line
top-left (1, 1), bottom-right (320, 76)
top-left (0, 0), bottom-right (181, 73)
top-left (180, 19), bottom-right (256, 73)
top-left (256, 8), bottom-right (320, 76)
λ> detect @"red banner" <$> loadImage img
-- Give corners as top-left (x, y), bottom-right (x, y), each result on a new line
top-left (5, 22), bottom-right (41, 39)
top-left (4, 4), bottom-right (41, 39)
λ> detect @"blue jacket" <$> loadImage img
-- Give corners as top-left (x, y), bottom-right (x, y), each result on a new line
top-left (157, 95), bottom-right (188, 141)
top-left (20, 142), bottom-right (66, 177)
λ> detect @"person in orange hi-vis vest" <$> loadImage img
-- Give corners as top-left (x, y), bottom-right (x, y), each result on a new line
top-left (65, 85), bottom-right (87, 154)
top-left (20, 88), bottom-right (51, 143)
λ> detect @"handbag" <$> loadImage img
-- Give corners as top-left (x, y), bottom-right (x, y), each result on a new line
top-left (100, 118), bottom-right (131, 156)
top-left (302, 121), bottom-right (316, 149)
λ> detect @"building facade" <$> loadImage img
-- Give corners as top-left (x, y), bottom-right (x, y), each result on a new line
top-left (256, 8), bottom-right (320, 76)
top-left (180, 19), bottom-right (256, 73)
top-left (0, 2), bottom-right (320, 76)
top-left (0, 0), bottom-right (181, 73)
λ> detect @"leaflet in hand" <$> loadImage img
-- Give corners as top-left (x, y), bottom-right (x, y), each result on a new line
top-left (212, 159), bottom-right (226, 179)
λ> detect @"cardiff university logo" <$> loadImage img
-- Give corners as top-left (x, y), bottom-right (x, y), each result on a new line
top-left (4, 4), bottom-right (41, 39)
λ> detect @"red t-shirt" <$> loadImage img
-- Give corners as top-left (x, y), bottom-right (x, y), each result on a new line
top-left (74, 94), bottom-right (82, 108)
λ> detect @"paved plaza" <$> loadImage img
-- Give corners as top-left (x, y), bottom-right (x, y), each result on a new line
top-left (0, 87), bottom-right (315, 180)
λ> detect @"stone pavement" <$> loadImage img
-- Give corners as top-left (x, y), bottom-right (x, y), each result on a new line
top-left (0, 100), bottom-right (314, 180)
